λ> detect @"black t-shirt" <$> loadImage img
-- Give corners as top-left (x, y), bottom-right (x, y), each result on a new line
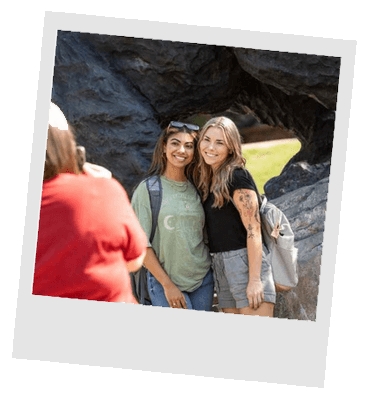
top-left (203, 168), bottom-right (258, 253)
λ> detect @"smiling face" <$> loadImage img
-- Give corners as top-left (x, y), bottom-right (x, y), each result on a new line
top-left (199, 126), bottom-right (230, 171)
top-left (164, 132), bottom-right (195, 172)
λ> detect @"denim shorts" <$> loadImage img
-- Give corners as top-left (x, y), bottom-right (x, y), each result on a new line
top-left (211, 247), bottom-right (276, 309)
top-left (147, 268), bottom-right (214, 311)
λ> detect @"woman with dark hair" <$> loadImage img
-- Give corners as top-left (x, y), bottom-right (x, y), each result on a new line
top-left (33, 103), bottom-right (147, 302)
top-left (131, 121), bottom-right (213, 311)
top-left (195, 116), bottom-right (276, 317)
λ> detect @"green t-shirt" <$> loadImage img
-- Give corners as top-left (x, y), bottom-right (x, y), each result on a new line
top-left (131, 176), bottom-right (211, 292)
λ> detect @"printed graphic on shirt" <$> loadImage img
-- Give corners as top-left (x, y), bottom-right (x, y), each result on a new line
top-left (163, 215), bottom-right (175, 230)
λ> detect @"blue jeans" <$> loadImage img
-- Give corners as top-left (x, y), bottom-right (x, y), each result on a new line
top-left (147, 268), bottom-right (214, 311)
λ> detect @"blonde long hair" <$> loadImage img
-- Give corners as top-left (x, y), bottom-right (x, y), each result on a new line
top-left (195, 116), bottom-right (246, 208)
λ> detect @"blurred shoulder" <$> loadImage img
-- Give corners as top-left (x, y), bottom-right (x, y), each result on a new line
top-left (68, 174), bottom-right (129, 198)
top-left (93, 176), bottom-right (130, 199)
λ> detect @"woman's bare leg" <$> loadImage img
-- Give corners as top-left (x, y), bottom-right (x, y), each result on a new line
top-left (239, 302), bottom-right (274, 317)
top-left (221, 307), bottom-right (240, 314)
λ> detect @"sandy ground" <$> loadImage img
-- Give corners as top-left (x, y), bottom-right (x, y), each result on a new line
top-left (242, 138), bottom-right (300, 149)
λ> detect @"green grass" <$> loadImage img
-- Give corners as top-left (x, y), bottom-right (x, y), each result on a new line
top-left (243, 140), bottom-right (301, 195)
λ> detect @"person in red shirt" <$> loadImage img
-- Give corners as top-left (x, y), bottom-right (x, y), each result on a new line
top-left (32, 103), bottom-right (146, 302)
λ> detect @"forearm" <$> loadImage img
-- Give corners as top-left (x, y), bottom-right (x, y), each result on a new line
top-left (144, 247), bottom-right (175, 289)
top-left (246, 234), bottom-right (263, 280)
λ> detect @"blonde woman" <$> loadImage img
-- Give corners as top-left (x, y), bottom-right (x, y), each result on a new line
top-left (131, 121), bottom-right (213, 311)
top-left (195, 116), bottom-right (276, 317)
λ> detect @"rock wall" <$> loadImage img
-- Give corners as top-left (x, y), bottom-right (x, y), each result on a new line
top-left (272, 177), bottom-right (329, 320)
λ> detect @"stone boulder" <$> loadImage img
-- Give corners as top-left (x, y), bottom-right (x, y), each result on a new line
top-left (51, 31), bottom-right (340, 196)
top-left (233, 48), bottom-right (340, 110)
top-left (264, 160), bottom-right (331, 200)
top-left (52, 32), bottom-right (162, 194)
top-left (272, 177), bottom-right (330, 320)
top-left (233, 48), bottom-right (339, 200)
top-left (77, 33), bottom-right (244, 125)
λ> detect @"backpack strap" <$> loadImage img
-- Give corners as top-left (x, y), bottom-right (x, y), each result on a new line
top-left (146, 175), bottom-right (163, 243)
top-left (132, 176), bottom-right (162, 305)
top-left (259, 194), bottom-right (268, 213)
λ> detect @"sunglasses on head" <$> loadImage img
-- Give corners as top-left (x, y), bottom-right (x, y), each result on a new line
top-left (169, 121), bottom-right (200, 131)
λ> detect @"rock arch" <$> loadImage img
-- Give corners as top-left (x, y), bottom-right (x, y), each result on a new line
top-left (53, 31), bottom-right (339, 196)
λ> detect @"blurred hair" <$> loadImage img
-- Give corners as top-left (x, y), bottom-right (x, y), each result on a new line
top-left (43, 125), bottom-right (80, 181)
top-left (76, 146), bottom-right (86, 172)
top-left (195, 116), bottom-right (246, 208)
top-left (147, 123), bottom-right (199, 181)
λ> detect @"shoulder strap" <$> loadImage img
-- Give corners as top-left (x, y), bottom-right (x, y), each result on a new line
top-left (146, 175), bottom-right (163, 243)
top-left (259, 194), bottom-right (268, 214)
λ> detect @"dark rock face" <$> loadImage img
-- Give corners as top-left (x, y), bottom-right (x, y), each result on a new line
top-left (232, 49), bottom-right (338, 199)
top-left (52, 32), bottom-right (162, 193)
top-left (272, 177), bottom-right (329, 321)
top-left (235, 62), bottom-right (338, 166)
top-left (264, 161), bottom-right (331, 200)
top-left (234, 49), bottom-right (340, 110)
top-left (77, 33), bottom-right (244, 125)
top-left (52, 31), bottom-right (340, 196)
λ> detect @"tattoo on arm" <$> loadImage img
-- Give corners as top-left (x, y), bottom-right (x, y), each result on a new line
top-left (254, 208), bottom-right (261, 224)
top-left (234, 189), bottom-right (261, 242)
top-left (247, 224), bottom-right (255, 239)
top-left (239, 192), bottom-right (252, 210)
top-left (236, 190), bottom-right (261, 224)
